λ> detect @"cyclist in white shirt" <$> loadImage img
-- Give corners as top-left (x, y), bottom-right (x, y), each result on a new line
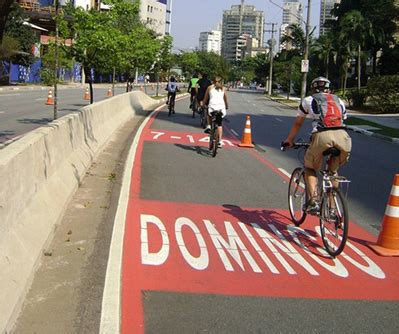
top-left (203, 76), bottom-right (229, 148)
top-left (166, 76), bottom-right (179, 114)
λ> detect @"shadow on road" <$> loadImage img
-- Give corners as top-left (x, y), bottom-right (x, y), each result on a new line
top-left (221, 204), bottom-right (331, 259)
top-left (174, 143), bottom-right (212, 157)
top-left (18, 118), bottom-right (52, 125)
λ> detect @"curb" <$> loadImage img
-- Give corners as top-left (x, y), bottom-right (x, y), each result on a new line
top-left (347, 126), bottom-right (399, 145)
top-left (265, 95), bottom-right (399, 145)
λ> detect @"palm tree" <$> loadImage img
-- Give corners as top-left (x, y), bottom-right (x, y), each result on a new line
top-left (311, 33), bottom-right (334, 79)
top-left (337, 10), bottom-right (374, 90)
top-left (281, 24), bottom-right (315, 56)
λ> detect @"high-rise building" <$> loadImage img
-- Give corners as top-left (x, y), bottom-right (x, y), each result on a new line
top-left (221, 4), bottom-right (264, 62)
top-left (282, 0), bottom-right (302, 26)
top-left (138, 0), bottom-right (168, 37)
top-left (199, 30), bottom-right (222, 55)
top-left (319, 0), bottom-right (340, 36)
top-left (279, 0), bottom-right (303, 51)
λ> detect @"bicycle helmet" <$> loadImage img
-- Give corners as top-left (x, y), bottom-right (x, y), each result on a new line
top-left (311, 76), bottom-right (330, 92)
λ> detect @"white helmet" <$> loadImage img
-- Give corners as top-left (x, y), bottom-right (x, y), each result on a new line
top-left (311, 76), bottom-right (330, 92)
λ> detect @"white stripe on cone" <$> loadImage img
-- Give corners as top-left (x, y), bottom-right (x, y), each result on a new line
top-left (385, 205), bottom-right (399, 218)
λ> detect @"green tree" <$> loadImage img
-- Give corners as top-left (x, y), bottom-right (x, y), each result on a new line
top-left (177, 51), bottom-right (200, 79)
top-left (310, 33), bottom-right (334, 79)
top-left (2, 2), bottom-right (38, 66)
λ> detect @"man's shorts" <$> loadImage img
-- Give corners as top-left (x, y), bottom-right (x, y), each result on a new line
top-left (304, 129), bottom-right (352, 171)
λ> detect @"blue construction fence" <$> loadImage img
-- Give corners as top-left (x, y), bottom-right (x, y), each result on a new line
top-left (1, 60), bottom-right (128, 84)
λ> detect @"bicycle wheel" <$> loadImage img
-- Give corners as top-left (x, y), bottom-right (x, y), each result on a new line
top-left (192, 98), bottom-right (197, 118)
top-left (212, 128), bottom-right (218, 157)
top-left (168, 100), bottom-right (173, 116)
top-left (319, 188), bottom-right (349, 257)
top-left (209, 124), bottom-right (214, 151)
top-left (288, 167), bottom-right (307, 226)
top-left (200, 107), bottom-right (206, 128)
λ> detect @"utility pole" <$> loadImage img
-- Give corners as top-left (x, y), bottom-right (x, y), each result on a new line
top-left (265, 22), bottom-right (277, 96)
top-left (300, 0), bottom-right (311, 100)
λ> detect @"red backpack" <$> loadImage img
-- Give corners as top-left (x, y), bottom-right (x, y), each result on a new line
top-left (311, 93), bottom-right (344, 128)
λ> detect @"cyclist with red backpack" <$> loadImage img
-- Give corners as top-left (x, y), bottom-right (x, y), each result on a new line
top-left (282, 77), bottom-right (352, 214)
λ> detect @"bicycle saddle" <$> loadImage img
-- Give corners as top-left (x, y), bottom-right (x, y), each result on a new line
top-left (323, 147), bottom-right (341, 156)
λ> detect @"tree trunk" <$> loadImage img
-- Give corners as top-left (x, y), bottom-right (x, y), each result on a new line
top-left (372, 48), bottom-right (377, 75)
top-left (84, 66), bottom-right (93, 104)
top-left (343, 60), bottom-right (349, 95)
top-left (357, 45), bottom-right (361, 90)
top-left (325, 53), bottom-right (329, 79)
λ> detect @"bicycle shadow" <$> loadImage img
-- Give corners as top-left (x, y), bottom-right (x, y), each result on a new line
top-left (174, 143), bottom-right (212, 157)
top-left (221, 204), bottom-right (332, 259)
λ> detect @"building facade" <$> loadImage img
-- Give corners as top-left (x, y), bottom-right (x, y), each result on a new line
top-left (279, 0), bottom-right (303, 51)
top-left (319, 0), bottom-right (340, 36)
top-left (221, 4), bottom-right (264, 62)
top-left (138, 0), bottom-right (168, 37)
top-left (199, 30), bottom-right (222, 55)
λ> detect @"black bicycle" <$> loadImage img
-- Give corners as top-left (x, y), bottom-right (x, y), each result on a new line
top-left (281, 141), bottom-right (350, 257)
top-left (191, 96), bottom-right (198, 118)
top-left (198, 105), bottom-right (207, 128)
top-left (168, 92), bottom-right (176, 116)
top-left (209, 110), bottom-right (223, 157)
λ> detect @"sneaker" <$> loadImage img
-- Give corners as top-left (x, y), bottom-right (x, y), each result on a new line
top-left (218, 141), bottom-right (222, 148)
top-left (204, 126), bottom-right (211, 134)
top-left (172, 110), bottom-right (175, 114)
top-left (307, 200), bottom-right (320, 215)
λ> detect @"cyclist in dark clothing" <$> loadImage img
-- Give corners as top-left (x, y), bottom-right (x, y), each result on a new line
top-left (196, 73), bottom-right (212, 105)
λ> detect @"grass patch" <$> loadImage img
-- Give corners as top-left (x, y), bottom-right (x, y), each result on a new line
top-left (346, 116), bottom-right (399, 138)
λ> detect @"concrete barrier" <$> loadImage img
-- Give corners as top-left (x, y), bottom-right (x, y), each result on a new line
top-left (0, 91), bottom-right (163, 331)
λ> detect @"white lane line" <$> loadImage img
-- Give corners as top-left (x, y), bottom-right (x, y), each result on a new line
top-left (35, 98), bottom-right (46, 101)
top-left (99, 106), bottom-right (161, 333)
top-left (0, 93), bottom-right (21, 97)
top-left (231, 129), bottom-right (239, 137)
top-left (170, 136), bottom-right (181, 139)
top-left (275, 117), bottom-right (283, 122)
top-left (0, 111), bottom-right (5, 114)
top-left (278, 167), bottom-right (291, 179)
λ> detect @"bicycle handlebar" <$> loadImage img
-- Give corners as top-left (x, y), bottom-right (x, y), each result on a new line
top-left (280, 141), bottom-right (310, 151)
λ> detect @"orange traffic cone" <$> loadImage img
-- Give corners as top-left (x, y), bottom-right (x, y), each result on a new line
top-left (46, 89), bottom-right (54, 105)
top-left (368, 174), bottom-right (399, 256)
top-left (238, 115), bottom-right (255, 148)
top-left (84, 87), bottom-right (90, 100)
top-left (106, 86), bottom-right (113, 97)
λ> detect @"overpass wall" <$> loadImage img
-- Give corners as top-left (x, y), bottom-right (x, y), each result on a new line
top-left (0, 91), bottom-right (161, 331)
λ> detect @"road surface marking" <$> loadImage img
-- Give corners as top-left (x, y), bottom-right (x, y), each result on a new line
top-left (99, 105), bottom-right (163, 334)
top-left (278, 167), bottom-right (291, 179)
top-left (1, 93), bottom-right (21, 97)
top-left (231, 129), bottom-right (239, 137)
top-left (275, 117), bottom-right (283, 122)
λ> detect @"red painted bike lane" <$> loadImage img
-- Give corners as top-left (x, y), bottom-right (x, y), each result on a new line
top-left (121, 108), bottom-right (399, 333)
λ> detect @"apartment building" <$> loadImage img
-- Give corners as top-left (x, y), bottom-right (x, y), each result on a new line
top-left (279, 0), bottom-right (303, 51)
top-left (199, 30), bottom-right (222, 55)
top-left (319, 0), bottom-right (340, 36)
top-left (221, 4), bottom-right (264, 62)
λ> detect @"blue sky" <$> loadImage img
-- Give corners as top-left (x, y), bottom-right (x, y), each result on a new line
top-left (170, 0), bottom-right (322, 51)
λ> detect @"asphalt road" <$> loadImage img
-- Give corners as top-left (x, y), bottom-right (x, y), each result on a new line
top-left (12, 88), bottom-right (399, 333)
top-left (0, 84), bottom-right (163, 145)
